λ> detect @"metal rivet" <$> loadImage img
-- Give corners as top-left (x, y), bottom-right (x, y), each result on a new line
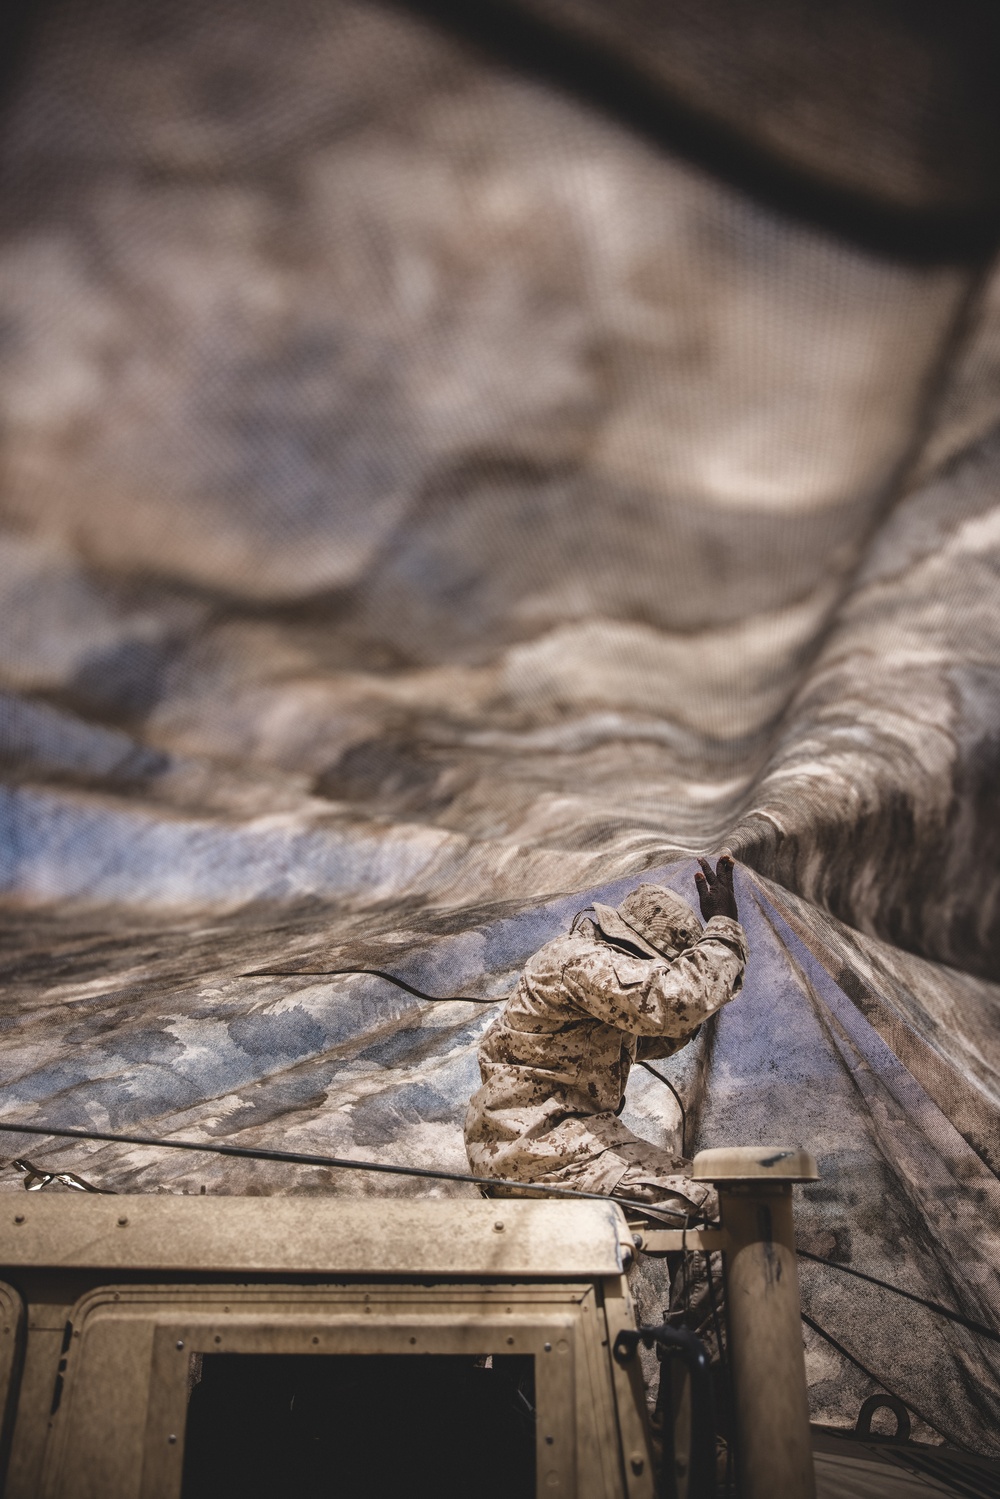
top-left (176, 1341), bottom-right (184, 1351)
top-left (545, 1435), bottom-right (554, 1446)
top-left (168, 1434), bottom-right (177, 1445)
top-left (311, 1336), bottom-right (319, 1345)
top-left (409, 1336), bottom-right (417, 1344)
top-left (544, 1343), bottom-right (552, 1352)
top-left (13, 1215), bottom-right (24, 1225)
top-left (117, 1216), bottom-right (128, 1228)
top-left (506, 1336), bottom-right (514, 1345)
top-left (493, 1221), bottom-right (504, 1232)
top-left (214, 1335), bottom-right (222, 1344)
top-left (630, 1454), bottom-right (645, 1476)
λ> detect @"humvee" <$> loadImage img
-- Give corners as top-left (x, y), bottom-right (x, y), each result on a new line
top-left (3, 1145), bottom-right (986, 1498)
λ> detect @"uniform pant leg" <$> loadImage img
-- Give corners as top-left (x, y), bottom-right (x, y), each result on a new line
top-left (612, 1161), bottom-right (727, 1370)
top-left (610, 1151), bottom-right (718, 1220)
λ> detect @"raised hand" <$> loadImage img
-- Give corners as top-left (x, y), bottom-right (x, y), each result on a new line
top-left (694, 852), bottom-right (738, 923)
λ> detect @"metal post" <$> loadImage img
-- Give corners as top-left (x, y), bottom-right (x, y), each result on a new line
top-left (692, 1145), bottom-right (819, 1499)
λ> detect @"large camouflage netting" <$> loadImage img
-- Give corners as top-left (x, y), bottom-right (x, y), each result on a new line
top-left (2, 0), bottom-right (1000, 1453)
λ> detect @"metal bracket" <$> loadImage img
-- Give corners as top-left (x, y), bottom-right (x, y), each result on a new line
top-left (613, 1324), bottom-right (717, 1499)
top-left (12, 1158), bottom-right (114, 1194)
top-left (629, 1228), bottom-right (727, 1256)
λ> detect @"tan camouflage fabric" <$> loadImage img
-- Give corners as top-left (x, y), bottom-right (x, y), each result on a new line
top-left (465, 912), bottom-right (748, 1212)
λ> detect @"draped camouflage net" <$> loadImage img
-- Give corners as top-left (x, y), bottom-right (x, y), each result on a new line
top-left (2, 0), bottom-right (1000, 1454)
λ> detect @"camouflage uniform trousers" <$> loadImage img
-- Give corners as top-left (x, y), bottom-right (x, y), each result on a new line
top-left (481, 1132), bottom-right (714, 1213)
top-left (617, 1160), bottom-right (729, 1448)
top-left (613, 1157), bottom-right (725, 1366)
top-left (484, 1137), bottom-right (726, 1369)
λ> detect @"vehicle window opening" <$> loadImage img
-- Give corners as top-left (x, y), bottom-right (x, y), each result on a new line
top-left (180, 1351), bottom-right (536, 1499)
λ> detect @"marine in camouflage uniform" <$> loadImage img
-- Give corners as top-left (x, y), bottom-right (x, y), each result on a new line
top-left (465, 858), bottom-right (747, 1218)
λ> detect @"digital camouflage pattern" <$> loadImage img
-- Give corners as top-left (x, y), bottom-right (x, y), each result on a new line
top-left (6, 0), bottom-right (1000, 1451)
top-left (465, 910), bottom-right (748, 1211)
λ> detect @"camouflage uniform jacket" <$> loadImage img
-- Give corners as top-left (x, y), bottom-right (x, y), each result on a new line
top-left (465, 915), bottom-right (747, 1195)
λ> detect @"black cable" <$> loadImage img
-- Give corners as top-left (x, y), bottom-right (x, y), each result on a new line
top-left (240, 965), bottom-right (499, 1003)
top-left (244, 967), bottom-right (691, 1152)
top-left (0, 1120), bottom-right (708, 1226)
top-left (638, 1060), bottom-right (687, 1156)
top-left (800, 1311), bottom-right (964, 1452)
top-left (797, 1249), bottom-right (1000, 1346)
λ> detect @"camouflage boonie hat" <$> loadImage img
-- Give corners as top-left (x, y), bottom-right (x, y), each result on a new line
top-left (592, 883), bottom-right (702, 960)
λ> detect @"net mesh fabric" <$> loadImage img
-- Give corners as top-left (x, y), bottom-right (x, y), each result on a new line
top-left (2, 0), bottom-right (1000, 1453)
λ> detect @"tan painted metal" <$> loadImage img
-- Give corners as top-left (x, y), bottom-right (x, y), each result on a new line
top-left (692, 1145), bottom-right (819, 1183)
top-left (0, 1195), bottom-right (627, 1278)
top-left (695, 1145), bottom-right (818, 1499)
top-left (0, 1165), bottom-right (820, 1496)
top-left (39, 1285), bottom-right (590, 1499)
top-left (0, 1196), bottom-right (648, 1499)
top-left (0, 1280), bottom-right (24, 1483)
top-left (627, 1227), bottom-right (727, 1255)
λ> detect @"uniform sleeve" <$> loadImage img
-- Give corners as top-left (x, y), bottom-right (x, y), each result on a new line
top-left (559, 917), bottom-right (748, 1039)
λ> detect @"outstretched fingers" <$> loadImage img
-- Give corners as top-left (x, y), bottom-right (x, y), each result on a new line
top-left (695, 851), bottom-right (738, 923)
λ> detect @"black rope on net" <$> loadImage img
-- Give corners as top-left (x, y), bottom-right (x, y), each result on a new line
top-left (243, 965), bottom-right (692, 1150)
top-left (800, 1311), bottom-right (965, 1452)
top-left (239, 965), bottom-right (500, 1003)
top-left (0, 1120), bottom-right (708, 1227)
top-left (637, 1060), bottom-right (687, 1157)
top-left (797, 1250), bottom-right (1000, 1346)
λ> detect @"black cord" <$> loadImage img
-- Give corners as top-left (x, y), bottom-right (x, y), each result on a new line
top-left (800, 1311), bottom-right (964, 1452)
top-left (244, 967), bottom-right (692, 1152)
top-left (0, 1120), bottom-right (708, 1226)
top-left (240, 965), bottom-right (499, 1003)
top-left (797, 1249), bottom-right (1000, 1345)
top-left (638, 1060), bottom-right (687, 1156)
